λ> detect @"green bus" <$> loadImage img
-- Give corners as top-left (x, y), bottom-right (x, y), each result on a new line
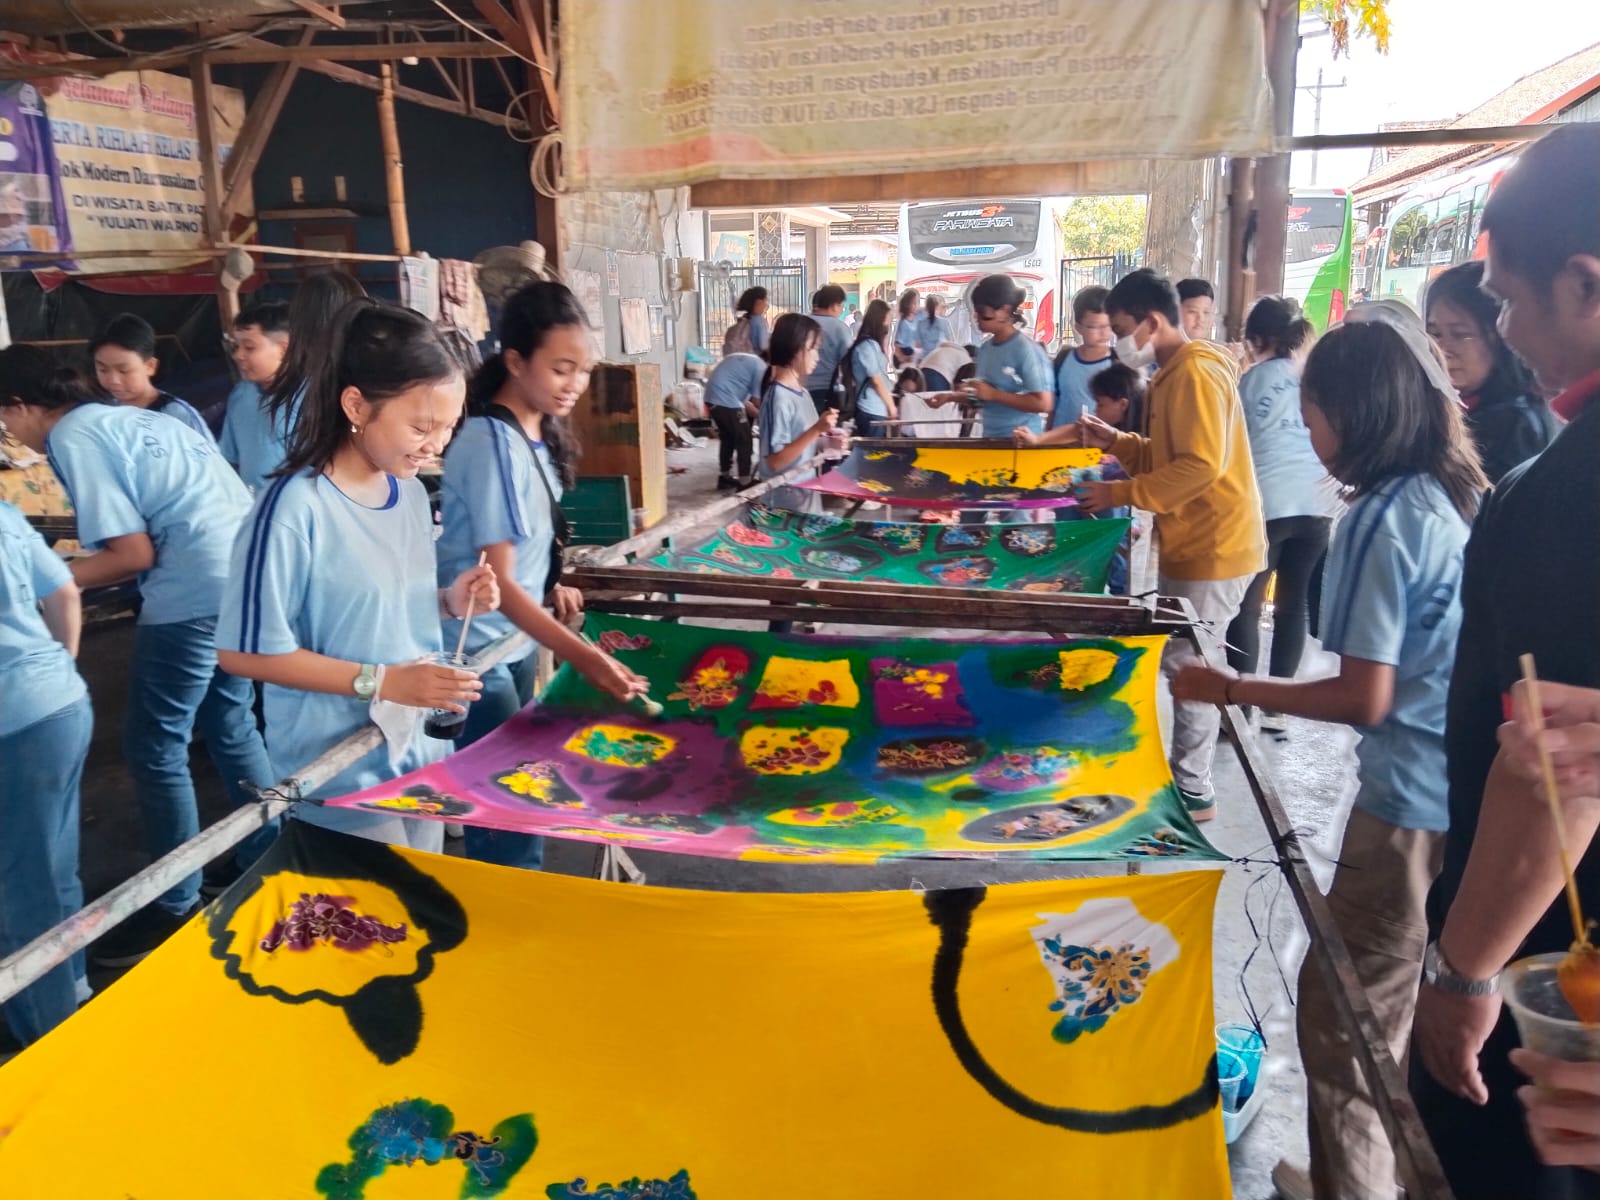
top-left (1282, 188), bottom-right (1354, 331)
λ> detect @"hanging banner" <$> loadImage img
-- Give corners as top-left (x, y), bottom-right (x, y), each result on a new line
top-left (0, 822), bottom-right (1230, 1197)
top-left (0, 82), bottom-right (70, 256)
top-left (561, 0), bottom-right (1273, 190)
top-left (41, 70), bottom-right (248, 271)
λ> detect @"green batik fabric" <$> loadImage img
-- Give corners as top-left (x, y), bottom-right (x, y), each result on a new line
top-left (650, 505), bottom-right (1130, 593)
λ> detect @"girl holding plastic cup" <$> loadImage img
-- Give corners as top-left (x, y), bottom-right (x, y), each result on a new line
top-left (217, 300), bottom-right (498, 851)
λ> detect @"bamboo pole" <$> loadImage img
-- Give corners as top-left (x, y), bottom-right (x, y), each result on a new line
top-left (188, 53), bottom-right (239, 325)
top-left (377, 63), bottom-right (411, 257)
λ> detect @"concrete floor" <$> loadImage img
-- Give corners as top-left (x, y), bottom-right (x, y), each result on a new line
top-left (60, 434), bottom-right (1359, 1199)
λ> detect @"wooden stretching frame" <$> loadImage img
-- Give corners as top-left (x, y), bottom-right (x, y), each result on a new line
top-left (6, 471), bottom-right (1453, 1198)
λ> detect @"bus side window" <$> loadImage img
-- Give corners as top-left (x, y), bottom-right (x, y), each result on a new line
top-left (1468, 182), bottom-right (1491, 255)
top-left (1432, 216), bottom-right (1458, 265)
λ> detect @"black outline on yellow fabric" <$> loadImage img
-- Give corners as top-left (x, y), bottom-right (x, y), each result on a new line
top-left (206, 822), bottom-right (468, 1065)
top-left (924, 886), bottom-right (1219, 1132)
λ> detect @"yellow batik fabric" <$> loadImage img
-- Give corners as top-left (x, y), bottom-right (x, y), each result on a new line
top-left (0, 824), bottom-right (1229, 1198)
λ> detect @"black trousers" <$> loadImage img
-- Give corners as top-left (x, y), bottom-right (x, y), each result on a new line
top-left (1226, 514), bottom-right (1331, 677)
top-left (1412, 1006), bottom-right (1600, 1200)
top-left (710, 405), bottom-right (752, 478)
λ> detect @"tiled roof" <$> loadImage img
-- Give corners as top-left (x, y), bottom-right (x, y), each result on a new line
top-left (1352, 42), bottom-right (1600, 203)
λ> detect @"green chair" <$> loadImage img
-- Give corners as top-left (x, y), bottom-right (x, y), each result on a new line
top-left (561, 475), bottom-right (635, 546)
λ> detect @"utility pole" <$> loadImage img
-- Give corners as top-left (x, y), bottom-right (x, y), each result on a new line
top-left (1297, 68), bottom-right (1349, 186)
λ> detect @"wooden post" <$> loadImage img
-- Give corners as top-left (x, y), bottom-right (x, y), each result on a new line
top-left (530, 59), bottom-right (560, 269)
top-left (1223, 156), bottom-right (1256, 341)
top-left (189, 54), bottom-right (238, 323)
top-left (377, 63), bottom-right (411, 256)
top-left (1252, 0), bottom-right (1299, 298)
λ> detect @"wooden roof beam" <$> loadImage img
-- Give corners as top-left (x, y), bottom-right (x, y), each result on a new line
top-left (290, 0), bottom-right (345, 29)
top-left (221, 26), bottom-right (317, 221)
top-left (470, 0), bottom-right (535, 60)
top-left (0, 37), bottom-right (510, 79)
top-left (206, 40), bottom-right (510, 64)
top-left (512, 0), bottom-right (557, 123)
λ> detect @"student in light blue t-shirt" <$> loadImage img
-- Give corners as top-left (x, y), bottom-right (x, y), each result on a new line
top-left (1225, 297), bottom-right (1334, 712)
top-left (256, 270), bottom-right (368, 482)
top-left (90, 312), bottom-right (213, 441)
top-left (802, 284), bottom-right (853, 412)
top-left (0, 344), bottom-right (271, 965)
top-left (705, 352), bottom-right (765, 489)
top-left (0, 500), bottom-right (90, 1045)
top-left (728, 286), bottom-right (771, 357)
top-left (218, 300), bottom-right (291, 494)
top-left (893, 289), bottom-right (921, 366)
top-left (436, 282), bottom-right (647, 869)
top-left (759, 312), bottom-right (837, 516)
top-left (934, 275), bottom-right (1051, 438)
top-left (915, 295), bottom-right (954, 359)
top-left (218, 302), bottom-right (498, 858)
top-left (844, 299), bottom-right (897, 438)
top-left (1050, 285), bottom-right (1116, 429)
top-left (1174, 312), bottom-right (1489, 1200)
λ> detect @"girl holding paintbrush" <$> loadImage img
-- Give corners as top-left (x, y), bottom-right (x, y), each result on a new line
top-left (1173, 303), bottom-right (1487, 1200)
top-left (216, 300), bottom-right (498, 852)
top-left (436, 281), bottom-right (648, 868)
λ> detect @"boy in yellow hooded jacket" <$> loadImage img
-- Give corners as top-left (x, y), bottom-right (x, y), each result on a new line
top-left (1068, 270), bottom-right (1266, 820)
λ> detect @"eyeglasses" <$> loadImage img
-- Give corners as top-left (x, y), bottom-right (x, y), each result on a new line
top-left (1429, 329), bottom-right (1480, 349)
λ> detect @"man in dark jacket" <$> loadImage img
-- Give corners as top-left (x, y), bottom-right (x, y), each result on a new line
top-left (1410, 123), bottom-right (1600, 1200)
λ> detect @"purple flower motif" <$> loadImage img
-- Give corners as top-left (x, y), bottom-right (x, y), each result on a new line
top-left (260, 892), bottom-right (408, 954)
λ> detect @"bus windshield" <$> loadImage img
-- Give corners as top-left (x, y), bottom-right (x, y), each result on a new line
top-left (1283, 190), bottom-right (1353, 332)
top-left (1286, 197), bottom-right (1349, 264)
top-left (897, 198), bottom-right (1062, 347)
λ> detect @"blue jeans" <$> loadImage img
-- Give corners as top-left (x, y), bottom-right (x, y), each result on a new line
top-left (125, 618), bottom-right (274, 914)
top-left (0, 696), bottom-right (92, 1044)
top-left (1103, 506), bottom-right (1132, 595)
top-left (460, 654), bottom-right (545, 870)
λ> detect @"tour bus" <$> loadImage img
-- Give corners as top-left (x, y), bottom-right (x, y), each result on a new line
top-left (1372, 153), bottom-right (1514, 312)
top-left (895, 197), bottom-right (1067, 349)
top-left (1283, 188), bottom-right (1355, 331)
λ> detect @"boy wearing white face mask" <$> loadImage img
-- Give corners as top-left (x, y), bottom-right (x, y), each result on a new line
top-left (1069, 269), bottom-right (1265, 822)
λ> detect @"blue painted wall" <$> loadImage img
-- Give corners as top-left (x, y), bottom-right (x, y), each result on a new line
top-left (247, 70), bottom-right (536, 265)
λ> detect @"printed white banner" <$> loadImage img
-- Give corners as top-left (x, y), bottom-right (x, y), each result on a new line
top-left (562, 0), bottom-right (1272, 190)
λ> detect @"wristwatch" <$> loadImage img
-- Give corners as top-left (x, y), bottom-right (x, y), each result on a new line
top-left (1423, 940), bottom-right (1500, 997)
top-left (352, 663), bottom-right (380, 701)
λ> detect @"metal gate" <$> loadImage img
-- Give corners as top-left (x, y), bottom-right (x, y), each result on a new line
top-left (698, 264), bottom-right (808, 355)
top-left (1058, 251), bottom-right (1141, 318)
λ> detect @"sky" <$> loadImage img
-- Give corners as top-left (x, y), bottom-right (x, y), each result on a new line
top-left (1289, 0), bottom-right (1600, 189)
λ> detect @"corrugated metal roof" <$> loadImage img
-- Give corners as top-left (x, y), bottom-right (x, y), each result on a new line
top-left (1352, 41), bottom-right (1600, 204)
